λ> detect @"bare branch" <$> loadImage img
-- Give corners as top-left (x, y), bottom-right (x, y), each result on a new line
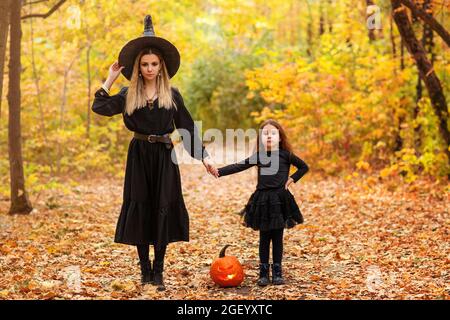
top-left (21, 0), bottom-right (66, 20)
top-left (398, 0), bottom-right (450, 47)
top-left (24, 0), bottom-right (49, 6)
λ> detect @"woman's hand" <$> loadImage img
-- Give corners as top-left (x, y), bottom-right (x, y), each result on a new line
top-left (104, 62), bottom-right (124, 89)
top-left (202, 156), bottom-right (218, 178)
top-left (285, 177), bottom-right (294, 190)
top-left (210, 166), bottom-right (219, 178)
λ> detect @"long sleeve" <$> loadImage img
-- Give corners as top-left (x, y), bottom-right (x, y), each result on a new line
top-left (218, 153), bottom-right (259, 177)
top-left (172, 87), bottom-right (209, 161)
top-left (91, 86), bottom-right (127, 117)
top-left (289, 152), bottom-right (309, 182)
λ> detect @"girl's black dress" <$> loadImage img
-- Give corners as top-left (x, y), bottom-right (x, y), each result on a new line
top-left (92, 86), bottom-right (208, 249)
top-left (217, 149), bottom-right (309, 231)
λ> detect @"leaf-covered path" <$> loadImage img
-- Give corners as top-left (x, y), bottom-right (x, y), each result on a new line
top-left (0, 163), bottom-right (448, 299)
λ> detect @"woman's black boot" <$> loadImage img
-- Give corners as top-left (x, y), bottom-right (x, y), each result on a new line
top-left (257, 263), bottom-right (270, 286)
top-left (272, 263), bottom-right (285, 285)
top-left (153, 260), bottom-right (166, 291)
top-left (139, 260), bottom-right (153, 285)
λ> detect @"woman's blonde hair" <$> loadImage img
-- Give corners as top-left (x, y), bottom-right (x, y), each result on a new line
top-left (125, 47), bottom-right (177, 115)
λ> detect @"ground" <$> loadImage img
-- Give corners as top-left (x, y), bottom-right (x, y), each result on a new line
top-left (0, 163), bottom-right (448, 300)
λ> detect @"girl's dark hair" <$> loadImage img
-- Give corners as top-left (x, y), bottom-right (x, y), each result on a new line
top-left (255, 119), bottom-right (293, 153)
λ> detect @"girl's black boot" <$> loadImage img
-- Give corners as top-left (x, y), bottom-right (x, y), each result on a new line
top-left (257, 263), bottom-right (270, 286)
top-left (271, 263), bottom-right (285, 285)
top-left (153, 260), bottom-right (166, 291)
top-left (139, 260), bottom-right (153, 285)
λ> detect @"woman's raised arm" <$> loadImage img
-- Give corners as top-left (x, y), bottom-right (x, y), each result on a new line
top-left (91, 62), bottom-right (126, 117)
top-left (92, 86), bottom-right (127, 117)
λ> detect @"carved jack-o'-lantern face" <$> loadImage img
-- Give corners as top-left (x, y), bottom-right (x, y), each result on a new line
top-left (210, 245), bottom-right (244, 287)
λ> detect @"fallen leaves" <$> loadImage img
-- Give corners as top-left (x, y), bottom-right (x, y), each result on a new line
top-left (0, 164), bottom-right (448, 300)
top-left (110, 279), bottom-right (136, 292)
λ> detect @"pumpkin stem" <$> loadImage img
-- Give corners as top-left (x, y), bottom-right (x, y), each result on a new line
top-left (219, 245), bottom-right (230, 258)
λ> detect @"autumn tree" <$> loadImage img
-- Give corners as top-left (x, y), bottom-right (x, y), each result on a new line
top-left (7, 0), bottom-right (67, 214)
top-left (391, 0), bottom-right (450, 177)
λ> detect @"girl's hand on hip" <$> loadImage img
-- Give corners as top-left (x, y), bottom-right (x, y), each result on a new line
top-left (285, 177), bottom-right (294, 190)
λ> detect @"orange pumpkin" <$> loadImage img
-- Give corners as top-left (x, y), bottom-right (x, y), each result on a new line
top-left (210, 245), bottom-right (244, 287)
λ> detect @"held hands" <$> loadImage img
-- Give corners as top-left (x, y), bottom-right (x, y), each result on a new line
top-left (202, 156), bottom-right (219, 178)
top-left (285, 177), bottom-right (294, 190)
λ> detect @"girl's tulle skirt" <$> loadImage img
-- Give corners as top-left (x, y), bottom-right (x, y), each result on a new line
top-left (239, 187), bottom-right (304, 231)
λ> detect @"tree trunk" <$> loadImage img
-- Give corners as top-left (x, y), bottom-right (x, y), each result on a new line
top-left (319, 4), bottom-right (325, 36)
top-left (288, 0), bottom-right (300, 46)
top-left (0, 0), bottom-right (11, 119)
top-left (8, 0), bottom-right (33, 214)
top-left (394, 34), bottom-right (406, 152)
top-left (390, 15), bottom-right (396, 62)
top-left (81, 1), bottom-right (92, 139)
top-left (414, 0), bottom-right (434, 153)
top-left (391, 0), bottom-right (450, 177)
top-left (328, 0), bottom-right (333, 33)
top-left (306, 1), bottom-right (313, 57)
top-left (86, 45), bottom-right (91, 139)
top-left (29, 13), bottom-right (48, 145)
top-left (399, 0), bottom-right (450, 47)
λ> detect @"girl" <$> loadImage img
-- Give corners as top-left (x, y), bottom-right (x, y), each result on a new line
top-left (91, 15), bottom-right (216, 291)
top-left (212, 119), bottom-right (309, 286)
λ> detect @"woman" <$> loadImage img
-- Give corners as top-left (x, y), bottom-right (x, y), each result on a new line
top-left (91, 15), bottom-right (215, 291)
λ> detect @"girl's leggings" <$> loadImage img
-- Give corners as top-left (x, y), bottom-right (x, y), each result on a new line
top-left (136, 244), bottom-right (167, 263)
top-left (259, 228), bottom-right (284, 264)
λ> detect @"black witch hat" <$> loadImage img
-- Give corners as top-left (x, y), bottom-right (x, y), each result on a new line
top-left (118, 15), bottom-right (180, 80)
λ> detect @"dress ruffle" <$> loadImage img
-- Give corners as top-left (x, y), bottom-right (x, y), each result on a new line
top-left (114, 199), bottom-right (189, 248)
top-left (239, 187), bottom-right (303, 231)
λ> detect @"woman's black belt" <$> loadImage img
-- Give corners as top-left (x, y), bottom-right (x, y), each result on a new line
top-left (133, 132), bottom-right (173, 149)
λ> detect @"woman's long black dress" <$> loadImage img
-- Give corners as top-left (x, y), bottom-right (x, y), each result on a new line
top-left (91, 86), bottom-right (208, 249)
